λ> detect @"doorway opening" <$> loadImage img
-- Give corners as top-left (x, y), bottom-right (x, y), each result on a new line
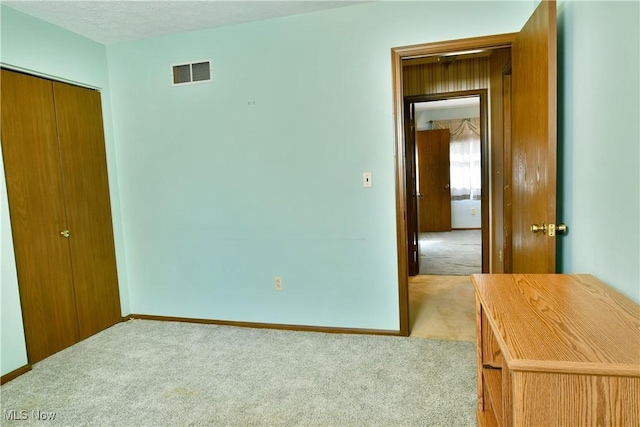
top-left (405, 91), bottom-right (487, 341)
top-left (391, 34), bottom-right (517, 336)
top-left (407, 93), bottom-right (486, 277)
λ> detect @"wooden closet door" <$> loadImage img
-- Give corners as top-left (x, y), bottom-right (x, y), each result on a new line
top-left (53, 81), bottom-right (122, 339)
top-left (1, 69), bottom-right (79, 363)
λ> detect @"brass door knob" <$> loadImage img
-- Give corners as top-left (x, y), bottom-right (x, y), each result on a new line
top-left (60, 230), bottom-right (70, 238)
top-left (530, 223), bottom-right (546, 234)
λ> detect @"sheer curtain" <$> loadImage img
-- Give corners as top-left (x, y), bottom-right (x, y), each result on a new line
top-left (431, 118), bottom-right (481, 200)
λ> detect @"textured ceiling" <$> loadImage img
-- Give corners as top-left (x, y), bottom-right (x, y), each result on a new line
top-left (5, 1), bottom-right (367, 44)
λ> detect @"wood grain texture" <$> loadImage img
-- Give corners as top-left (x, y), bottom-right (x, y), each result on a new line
top-left (472, 274), bottom-right (640, 372)
top-left (53, 81), bottom-right (122, 340)
top-left (513, 372), bottom-right (639, 426)
top-left (1, 69), bottom-right (80, 363)
top-left (476, 407), bottom-right (498, 427)
top-left (476, 296), bottom-right (485, 413)
top-left (404, 57), bottom-right (490, 97)
top-left (502, 72), bottom-right (513, 274)
top-left (511, 0), bottom-right (557, 273)
top-left (483, 368), bottom-right (503, 425)
top-left (416, 129), bottom-right (451, 231)
top-left (501, 362), bottom-right (513, 427)
top-left (489, 48), bottom-right (511, 273)
top-left (481, 310), bottom-right (503, 369)
top-left (391, 48), bottom-right (410, 336)
top-left (474, 273), bottom-right (639, 426)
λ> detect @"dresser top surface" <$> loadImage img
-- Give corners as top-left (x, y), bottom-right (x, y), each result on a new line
top-left (472, 274), bottom-right (640, 375)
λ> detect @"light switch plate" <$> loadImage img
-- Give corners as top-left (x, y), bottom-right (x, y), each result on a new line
top-left (363, 172), bottom-right (372, 188)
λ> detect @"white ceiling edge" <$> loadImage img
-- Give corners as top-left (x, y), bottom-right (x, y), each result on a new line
top-left (414, 97), bottom-right (480, 112)
top-left (4, 1), bottom-right (369, 45)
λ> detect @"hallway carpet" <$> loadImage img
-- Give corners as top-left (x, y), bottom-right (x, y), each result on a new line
top-left (409, 275), bottom-right (476, 342)
top-left (419, 230), bottom-right (482, 276)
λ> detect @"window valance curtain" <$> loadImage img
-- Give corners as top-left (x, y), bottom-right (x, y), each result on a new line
top-left (431, 118), bottom-right (481, 200)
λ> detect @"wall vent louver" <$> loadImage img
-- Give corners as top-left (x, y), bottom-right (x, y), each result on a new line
top-left (172, 60), bottom-right (212, 86)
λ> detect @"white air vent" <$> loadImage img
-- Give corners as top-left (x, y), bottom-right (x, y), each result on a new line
top-left (172, 60), bottom-right (212, 86)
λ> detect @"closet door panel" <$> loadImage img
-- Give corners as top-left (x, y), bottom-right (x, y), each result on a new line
top-left (53, 81), bottom-right (121, 339)
top-left (1, 69), bottom-right (79, 363)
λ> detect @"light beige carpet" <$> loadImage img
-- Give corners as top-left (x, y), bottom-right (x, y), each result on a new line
top-left (409, 275), bottom-right (476, 342)
top-left (419, 230), bottom-right (482, 276)
top-left (1, 320), bottom-right (477, 426)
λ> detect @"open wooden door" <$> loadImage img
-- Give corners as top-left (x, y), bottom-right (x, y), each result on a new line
top-left (511, 0), bottom-right (558, 272)
top-left (417, 129), bottom-right (452, 232)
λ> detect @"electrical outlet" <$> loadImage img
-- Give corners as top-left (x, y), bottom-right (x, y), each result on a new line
top-left (470, 207), bottom-right (476, 215)
top-left (274, 276), bottom-right (283, 291)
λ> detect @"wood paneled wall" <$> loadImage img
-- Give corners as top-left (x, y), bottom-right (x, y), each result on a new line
top-left (403, 57), bottom-right (490, 97)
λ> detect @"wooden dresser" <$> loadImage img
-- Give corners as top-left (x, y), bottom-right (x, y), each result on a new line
top-left (471, 274), bottom-right (640, 426)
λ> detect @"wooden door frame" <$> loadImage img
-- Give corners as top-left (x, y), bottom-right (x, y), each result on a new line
top-left (392, 34), bottom-right (516, 336)
top-left (405, 89), bottom-right (489, 266)
top-left (502, 62), bottom-right (513, 273)
top-left (404, 103), bottom-right (419, 276)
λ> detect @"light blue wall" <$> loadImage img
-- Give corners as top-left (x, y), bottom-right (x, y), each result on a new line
top-left (557, 1), bottom-right (640, 302)
top-left (0, 148), bottom-right (27, 375)
top-left (452, 200), bottom-right (482, 229)
top-left (0, 5), bottom-right (129, 376)
top-left (106, 1), bottom-right (533, 328)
